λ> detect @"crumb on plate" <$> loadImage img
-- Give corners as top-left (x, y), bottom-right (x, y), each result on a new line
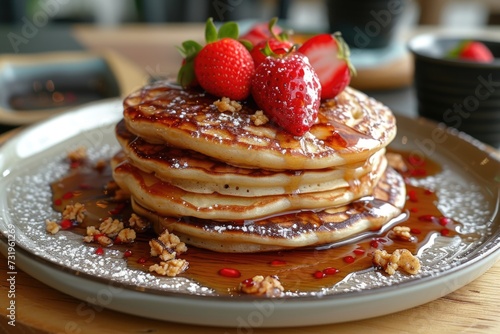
top-left (129, 213), bottom-right (150, 231)
top-left (99, 218), bottom-right (124, 238)
top-left (67, 147), bottom-right (87, 162)
top-left (372, 249), bottom-right (421, 275)
top-left (391, 226), bottom-right (414, 242)
top-left (45, 219), bottom-right (60, 235)
top-left (62, 202), bottom-right (86, 223)
top-left (149, 259), bottom-right (189, 277)
top-left (239, 275), bottom-right (284, 297)
top-left (148, 229), bottom-right (189, 276)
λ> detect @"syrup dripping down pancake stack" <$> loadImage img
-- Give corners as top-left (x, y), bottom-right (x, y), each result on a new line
top-left (112, 80), bottom-right (406, 252)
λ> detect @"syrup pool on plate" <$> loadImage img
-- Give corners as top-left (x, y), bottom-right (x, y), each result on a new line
top-left (50, 149), bottom-right (465, 295)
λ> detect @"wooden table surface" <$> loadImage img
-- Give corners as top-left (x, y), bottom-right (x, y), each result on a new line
top-left (1, 23), bottom-right (500, 333)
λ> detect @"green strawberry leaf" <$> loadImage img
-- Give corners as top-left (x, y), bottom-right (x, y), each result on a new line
top-left (239, 39), bottom-right (253, 51)
top-left (177, 59), bottom-right (196, 88)
top-left (177, 40), bottom-right (202, 59)
top-left (177, 17), bottom-right (244, 88)
top-left (205, 18), bottom-right (218, 43)
top-left (218, 21), bottom-right (239, 40)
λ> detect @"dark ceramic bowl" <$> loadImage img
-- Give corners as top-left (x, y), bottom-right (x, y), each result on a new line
top-left (326, 0), bottom-right (407, 49)
top-left (408, 34), bottom-right (500, 148)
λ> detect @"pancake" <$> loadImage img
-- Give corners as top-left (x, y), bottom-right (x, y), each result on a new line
top-left (122, 80), bottom-right (397, 170)
top-left (132, 167), bottom-right (406, 253)
top-left (115, 120), bottom-right (385, 197)
top-left (112, 151), bottom-right (388, 221)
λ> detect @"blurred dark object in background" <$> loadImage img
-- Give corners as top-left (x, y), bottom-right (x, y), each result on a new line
top-left (139, 0), bottom-right (290, 23)
top-left (0, 0), bottom-right (15, 23)
top-left (0, 0), bottom-right (26, 23)
top-left (326, 0), bottom-right (407, 49)
top-left (409, 34), bottom-right (500, 148)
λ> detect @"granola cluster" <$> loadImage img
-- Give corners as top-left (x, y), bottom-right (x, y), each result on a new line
top-left (128, 213), bottom-right (150, 231)
top-left (148, 229), bottom-right (189, 277)
top-left (372, 249), bottom-right (421, 275)
top-left (239, 275), bottom-right (284, 297)
top-left (390, 226), bottom-right (415, 242)
top-left (83, 217), bottom-right (136, 246)
top-left (47, 146), bottom-right (189, 277)
top-left (45, 219), bottom-right (60, 235)
top-left (62, 202), bottom-right (86, 223)
top-left (250, 110), bottom-right (269, 126)
top-left (214, 97), bottom-right (242, 113)
top-left (45, 203), bottom-right (87, 234)
top-left (67, 147), bottom-right (87, 162)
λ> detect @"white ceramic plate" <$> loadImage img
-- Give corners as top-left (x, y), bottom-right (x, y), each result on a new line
top-left (0, 99), bottom-right (499, 328)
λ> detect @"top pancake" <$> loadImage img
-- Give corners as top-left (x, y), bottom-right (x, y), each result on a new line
top-left (123, 80), bottom-right (396, 170)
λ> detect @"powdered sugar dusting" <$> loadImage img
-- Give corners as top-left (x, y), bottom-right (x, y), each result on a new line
top-left (0, 126), bottom-right (498, 298)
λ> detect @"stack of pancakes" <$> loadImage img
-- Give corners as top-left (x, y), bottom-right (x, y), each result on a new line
top-left (112, 80), bottom-right (406, 252)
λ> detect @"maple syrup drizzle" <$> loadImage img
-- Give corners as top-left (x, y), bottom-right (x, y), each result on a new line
top-left (123, 83), bottom-right (397, 173)
top-left (51, 150), bottom-right (464, 296)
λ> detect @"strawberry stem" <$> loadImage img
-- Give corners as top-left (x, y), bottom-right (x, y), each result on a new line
top-left (268, 17), bottom-right (279, 39)
top-left (268, 17), bottom-right (289, 42)
top-left (262, 42), bottom-right (295, 58)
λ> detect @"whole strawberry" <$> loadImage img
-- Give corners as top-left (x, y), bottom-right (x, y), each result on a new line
top-left (252, 50), bottom-right (321, 136)
top-left (240, 19), bottom-right (283, 47)
top-left (298, 33), bottom-right (356, 100)
top-left (250, 18), bottom-right (293, 68)
top-left (449, 40), bottom-right (494, 63)
top-left (177, 18), bottom-right (254, 100)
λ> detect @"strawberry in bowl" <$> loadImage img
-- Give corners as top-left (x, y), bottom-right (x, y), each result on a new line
top-left (448, 40), bottom-right (494, 63)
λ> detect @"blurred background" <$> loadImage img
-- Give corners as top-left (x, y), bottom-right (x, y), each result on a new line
top-left (0, 0), bottom-right (499, 145)
top-left (1, 0), bottom-right (500, 28)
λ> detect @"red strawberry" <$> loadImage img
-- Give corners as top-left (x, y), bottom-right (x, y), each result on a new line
top-left (449, 41), bottom-right (494, 63)
top-left (252, 51), bottom-right (321, 136)
top-left (195, 38), bottom-right (254, 100)
top-left (298, 33), bottom-right (356, 100)
top-left (249, 18), bottom-right (293, 68)
top-left (251, 38), bottom-right (293, 68)
top-left (241, 20), bottom-right (283, 46)
top-left (178, 18), bottom-right (255, 100)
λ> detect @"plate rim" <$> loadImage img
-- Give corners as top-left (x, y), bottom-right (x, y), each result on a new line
top-left (1, 236), bottom-right (498, 327)
top-left (0, 99), bottom-right (499, 327)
